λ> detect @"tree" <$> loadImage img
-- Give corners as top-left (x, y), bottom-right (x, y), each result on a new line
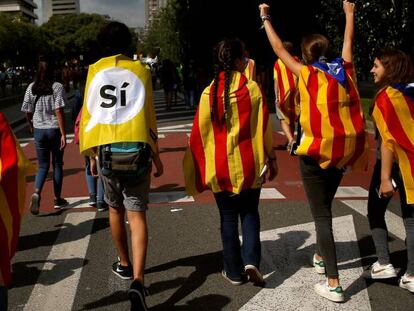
top-left (316, 0), bottom-right (414, 79)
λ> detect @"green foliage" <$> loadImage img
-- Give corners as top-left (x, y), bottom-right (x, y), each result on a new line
top-left (41, 13), bottom-right (108, 64)
top-left (316, 0), bottom-right (413, 79)
top-left (142, 0), bottom-right (185, 63)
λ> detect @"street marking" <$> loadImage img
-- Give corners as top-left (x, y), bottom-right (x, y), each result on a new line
top-left (342, 200), bottom-right (405, 240)
top-left (158, 123), bottom-right (193, 130)
top-left (240, 215), bottom-right (371, 311)
top-left (171, 208), bottom-right (184, 212)
top-left (158, 134), bottom-right (166, 139)
top-left (67, 139), bottom-right (73, 144)
top-left (60, 196), bottom-right (91, 209)
top-left (158, 129), bottom-right (191, 133)
top-left (260, 188), bottom-right (286, 199)
top-left (23, 212), bottom-right (96, 311)
top-left (335, 186), bottom-right (368, 198)
top-left (149, 191), bottom-right (194, 203)
top-left (20, 143), bottom-right (29, 147)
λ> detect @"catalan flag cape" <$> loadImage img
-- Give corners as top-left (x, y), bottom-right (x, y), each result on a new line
top-left (273, 57), bottom-right (300, 124)
top-left (244, 58), bottom-right (256, 81)
top-left (296, 60), bottom-right (368, 169)
top-left (183, 71), bottom-right (272, 195)
top-left (79, 54), bottom-right (158, 155)
top-left (372, 84), bottom-right (414, 204)
top-left (0, 113), bottom-right (36, 285)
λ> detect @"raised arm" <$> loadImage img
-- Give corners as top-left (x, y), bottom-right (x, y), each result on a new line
top-left (342, 0), bottom-right (355, 63)
top-left (259, 4), bottom-right (302, 77)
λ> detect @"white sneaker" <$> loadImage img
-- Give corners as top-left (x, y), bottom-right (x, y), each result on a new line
top-left (313, 254), bottom-right (325, 274)
top-left (245, 265), bottom-right (264, 285)
top-left (221, 270), bottom-right (244, 286)
top-left (314, 280), bottom-right (345, 302)
top-left (370, 261), bottom-right (397, 279)
top-left (399, 273), bottom-right (414, 293)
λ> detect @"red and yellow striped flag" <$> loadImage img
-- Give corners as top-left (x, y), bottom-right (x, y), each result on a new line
top-left (183, 71), bottom-right (272, 195)
top-left (372, 85), bottom-right (414, 204)
top-left (274, 57), bottom-right (300, 124)
top-left (0, 112), bottom-right (35, 285)
top-left (244, 58), bottom-right (256, 81)
top-left (296, 62), bottom-right (368, 169)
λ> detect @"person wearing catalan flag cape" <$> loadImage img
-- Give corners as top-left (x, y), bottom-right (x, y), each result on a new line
top-left (183, 39), bottom-right (278, 286)
top-left (273, 41), bottom-right (300, 150)
top-left (0, 113), bottom-right (36, 310)
top-left (259, 0), bottom-right (368, 302)
top-left (368, 48), bottom-right (414, 293)
top-left (79, 22), bottom-right (163, 311)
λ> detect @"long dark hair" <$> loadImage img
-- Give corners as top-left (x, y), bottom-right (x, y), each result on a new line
top-left (97, 21), bottom-right (132, 57)
top-left (211, 38), bottom-right (244, 123)
top-left (32, 55), bottom-right (55, 96)
top-left (374, 48), bottom-right (414, 89)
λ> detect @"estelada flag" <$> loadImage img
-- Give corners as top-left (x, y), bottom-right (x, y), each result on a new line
top-left (244, 58), bottom-right (256, 81)
top-left (0, 112), bottom-right (36, 285)
top-left (296, 61), bottom-right (368, 169)
top-left (183, 71), bottom-right (273, 195)
top-left (79, 54), bottom-right (158, 155)
top-left (274, 57), bottom-right (300, 124)
top-left (372, 84), bottom-right (414, 204)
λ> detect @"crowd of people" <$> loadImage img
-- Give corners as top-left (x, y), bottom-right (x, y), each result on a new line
top-left (0, 1), bottom-right (413, 310)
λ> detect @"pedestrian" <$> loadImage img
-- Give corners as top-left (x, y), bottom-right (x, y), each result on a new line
top-left (0, 112), bottom-right (36, 311)
top-left (273, 41), bottom-right (300, 150)
top-left (368, 48), bottom-right (414, 293)
top-left (184, 38), bottom-right (278, 286)
top-left (259, 0), bottom-right (368, 302)
top-left (160, 59), bottom-right (179, 111)
top-left (21, 55), bottom-right (68, 215)
top-left (79, 21), bottom-right (163, 311)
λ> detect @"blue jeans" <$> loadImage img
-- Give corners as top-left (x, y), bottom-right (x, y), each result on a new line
top-left (214, 189), bottom-right (261, 280)
top-left (85, 157), bottom-right (105, 203)
top-left (33, 128), bottom-right (64, 198)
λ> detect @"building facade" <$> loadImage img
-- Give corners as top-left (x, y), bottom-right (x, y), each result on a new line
top-left (0, 0), bottom-right (38, 23)
top-left (40, 0), bottom-right (79, 23)
top-left (145, 0), bottom-right (168, 27)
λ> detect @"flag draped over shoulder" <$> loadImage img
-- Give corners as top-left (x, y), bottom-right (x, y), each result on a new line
top-left (372, 84), bottom-right (414, 204)
top-left (273, 57), bottom-right (300, 124)
top-left (0, 112), bottom-right (35, 285)
top-left (296, 61), bottom-right (368, 169)
top-left (79, 54), bottom-right (158, 155)
top-left (183, 71), bottom-right (272, 195)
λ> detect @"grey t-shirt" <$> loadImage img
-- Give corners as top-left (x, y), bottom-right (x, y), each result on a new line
top-left (21, 82), bottom-right (67, 129)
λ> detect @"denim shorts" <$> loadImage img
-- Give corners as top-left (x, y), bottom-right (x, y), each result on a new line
top-left (101, 172), bottom-right (150, 212)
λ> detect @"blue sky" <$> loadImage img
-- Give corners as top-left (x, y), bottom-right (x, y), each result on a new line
top-left (35, 0), bottom-right (145, 27)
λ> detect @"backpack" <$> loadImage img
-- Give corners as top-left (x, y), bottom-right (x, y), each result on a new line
top-left (99, 142), bottom-right (151, 177)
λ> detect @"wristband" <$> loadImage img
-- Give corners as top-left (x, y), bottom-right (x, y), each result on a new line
top-left (261, 15), bottom-right (271, 22)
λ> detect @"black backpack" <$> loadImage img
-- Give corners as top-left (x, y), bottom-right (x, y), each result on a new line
top-left (99, 142), bottom-right (151, 177)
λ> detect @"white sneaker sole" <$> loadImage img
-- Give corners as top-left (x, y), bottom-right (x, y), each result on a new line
top-left (371, 271), bottom-right (397, 279)
top-left (314, 284), bottom-right (345, 303)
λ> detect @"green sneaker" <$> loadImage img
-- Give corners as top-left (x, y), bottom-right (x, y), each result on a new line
top-left (314, 280), bottom-right (345, 302)
top-left (313, 254), bottom-right (325, 274)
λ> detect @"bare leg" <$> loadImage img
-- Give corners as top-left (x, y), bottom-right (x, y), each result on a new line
top-left (127, 210), bottom-right (148, 283)
top-left (109, 206), bottom-right (130, 266)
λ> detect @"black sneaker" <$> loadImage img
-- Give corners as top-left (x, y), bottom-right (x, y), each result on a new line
top-left (97, 201), bottom-right (108, 212)
top-left (88, 194), bottom-right (97, 207)
top-left (54, 198), bottom-right (68, 209)
top-left (112, 261), bottom-right (133, 280)
top-left (128, 280), bottom-right (148, 311)
top-left (30, 193), bottom-right (40, 215)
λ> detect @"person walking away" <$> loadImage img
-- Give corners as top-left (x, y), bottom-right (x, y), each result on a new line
top-left (0, 112), bottom-right (36, 310)
top-left (273, 41), bottom-right (301, 150)
top-left (368, 48), bottom-right (414, 292)
top-left (21, 55), bottom-right (68, 215)
top-left (259, 0), bottom-right (368, 302)
top-left (79, 21), bottom-right (163, 311)
top-left (184, 38), bottom-right (278, 286)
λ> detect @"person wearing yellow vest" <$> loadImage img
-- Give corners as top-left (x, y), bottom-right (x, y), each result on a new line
top-left (80, 22), bottom-right (163, 311)
top-left (368, 48), bottom-right (414, 292)
top-left (184, 38), bottom-right (277, 285)
top-left (259, 0), bottom-right (368, 302)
